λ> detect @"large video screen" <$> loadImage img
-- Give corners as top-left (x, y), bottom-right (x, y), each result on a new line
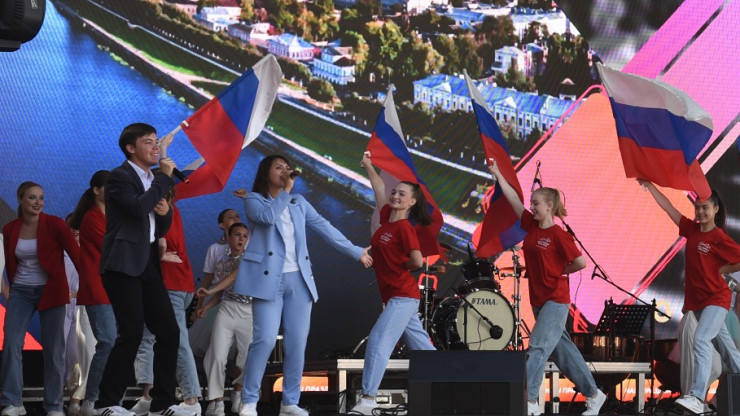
top-left (1, 0), bottom-right (738, 364)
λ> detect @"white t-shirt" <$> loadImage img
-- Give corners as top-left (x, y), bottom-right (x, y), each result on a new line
top-left (14, 238), bottom-right (49, 286)
top-left (280, 208), bottom-right (299, 273)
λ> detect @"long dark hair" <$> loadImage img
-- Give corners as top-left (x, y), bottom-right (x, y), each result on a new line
top-left (399, 181), bottom-right (432, 226)
top-left (16, 181), bottom-right (42, 217)
top-left (69, 170), bottom-right (109, 229)
top-left (706, 189), bottom-right (726, 229)
top-left (252, 155), bottom-right (290, 198)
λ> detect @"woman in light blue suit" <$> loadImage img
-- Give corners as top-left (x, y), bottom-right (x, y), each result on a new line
top-left (233, 155), bottom-right (372, 416)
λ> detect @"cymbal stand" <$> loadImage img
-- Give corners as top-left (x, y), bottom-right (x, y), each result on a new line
top-left (500, 247), bottom-right (528, 350)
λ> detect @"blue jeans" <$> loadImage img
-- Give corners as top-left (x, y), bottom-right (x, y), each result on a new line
top-left (135, 291), bottom-right (201, 398)
top-left (242, 271), bottom-right (311, 406)
top-left (362, 297), bottom-right (434, 397)
top-left (84, 304), bottom-right (117, 401)
top-left (690, 305), bottom-right (740, 398)
top-left (527, 301), bottom-right (598, 401)
top-left (0, 284), bottom-right (66, 412)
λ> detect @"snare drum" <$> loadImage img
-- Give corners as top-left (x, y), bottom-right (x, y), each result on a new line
top-left (431, 288), bottom-right (515, 351)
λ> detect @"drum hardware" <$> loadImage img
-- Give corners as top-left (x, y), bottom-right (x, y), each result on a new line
top-left (498, 246), bottom-right (529, 350)
top-left (418, 260), bottom-right (443, 331)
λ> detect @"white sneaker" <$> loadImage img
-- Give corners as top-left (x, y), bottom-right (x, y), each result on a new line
top-left (203, 402), bottom-right (224, 416)
top-left (237, 403), bottom-right (256, 416)
top-left (81, 401), bottom-right (96, 416)
top-left (229, 390), bottom-right (241, 414)
top-left (68, 403), bottom-right (82, 416)
top-left (1, 406), bottom-right (27, 416)
top-left (527, 400), bottom-right (542, 416)
top-left (177, 403), bottom-right (200, 416)
top-left (148, 405), bottom-right (197, 416)
top-left (675, 395), bottom-right (705, 415)
top-left (130, 399), bottom-right (152, 416)
top-left (278, 404), bottom-right (307, 416)
top-left (349, 398), bottom-right (376, 416)
top-left (582, 390), bottom-right (607, 415)
top-left (95, 406), bottom-right (136, 416)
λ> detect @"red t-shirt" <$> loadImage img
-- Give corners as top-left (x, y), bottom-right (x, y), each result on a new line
top-left (679, 216), bottom-right (740, 311)
top-left (161, 205), bottom-right (195, 292)
top-left (371, 205), bottom-right (421, 303)
top-left (77, 205), bottom-right (110, 305)
top-left (521, 210), bottom-right (582, 307)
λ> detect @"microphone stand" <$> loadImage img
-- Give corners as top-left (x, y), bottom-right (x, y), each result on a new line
top-left (452, 286), bottom-right (500, 346)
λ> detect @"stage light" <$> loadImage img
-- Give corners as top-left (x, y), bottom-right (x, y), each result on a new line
top-left (0, 0), bottom-right (46, 52)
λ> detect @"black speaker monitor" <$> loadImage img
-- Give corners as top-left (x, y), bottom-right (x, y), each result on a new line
top-left (409, 350), bottom-right (526, 416)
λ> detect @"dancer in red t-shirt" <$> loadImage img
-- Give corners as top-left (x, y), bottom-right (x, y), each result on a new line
top-left (350, 153), bottom-right (436, 415)
top-left (641, 180), bottom-right (740, 414)
top-left (488, 160), bottom-right (606, 416)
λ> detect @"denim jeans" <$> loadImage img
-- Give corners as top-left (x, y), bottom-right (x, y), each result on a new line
top-left (690, 305), bottom-right (740, 398)
top-left (0, 284), bottom-right (66, 412)
top-left (135, 291), bottom-right (201, 398)
top-left (527, 301), bottom-right (598, 401)
top-left (362, 297), bottom-right (434, 397)
top-left (242, 271), bottom-right (311, 406)
top-left (80, 304), bottom-right (117, 402)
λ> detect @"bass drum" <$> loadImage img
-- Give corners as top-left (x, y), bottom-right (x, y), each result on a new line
top-left (431, 288), bottom-right (515, 351)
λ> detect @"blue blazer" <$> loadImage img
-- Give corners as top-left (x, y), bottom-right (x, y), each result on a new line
top-left (233, 191), bottom-right (363, 302)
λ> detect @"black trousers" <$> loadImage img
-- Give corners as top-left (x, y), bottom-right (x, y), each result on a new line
top-left (97, 244), bottom-right (180, 412)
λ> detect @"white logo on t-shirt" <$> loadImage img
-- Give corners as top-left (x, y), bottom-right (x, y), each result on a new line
top-left (380, 232), bottom-right (393, 244)
top-left (537, 237), bottom-right (551, 249)
top-left (697, 241), bottom-right (711, 255)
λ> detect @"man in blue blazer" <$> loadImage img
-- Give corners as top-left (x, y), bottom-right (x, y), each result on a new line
top-left (95, 123), bottom-right (195, 416)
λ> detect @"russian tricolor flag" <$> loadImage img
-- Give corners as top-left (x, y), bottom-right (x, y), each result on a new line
top-left (464, 71), bottom-right (526, 258)
top-left (597, 63), bottom-right (713, 200)
top-left (174, 54), bottom-right (282, 199)
top-left (366, 85), bottom-right (445, 257)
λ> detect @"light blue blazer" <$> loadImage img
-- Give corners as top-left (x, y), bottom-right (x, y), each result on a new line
top-left (233, 190), bottom-right (364, 302)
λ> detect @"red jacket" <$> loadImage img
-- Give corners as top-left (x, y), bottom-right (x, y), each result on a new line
top-left (77, 205), bottom-right (110, 305)
top-left (3, 212), bottom-right (80, 310)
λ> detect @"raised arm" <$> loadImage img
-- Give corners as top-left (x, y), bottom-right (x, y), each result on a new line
top-left (361, 152), bottom-right (386, 210)
top-left (639, 180), bottom-right (681, 226)
top-left (488, 160), bottom-right (525, 219)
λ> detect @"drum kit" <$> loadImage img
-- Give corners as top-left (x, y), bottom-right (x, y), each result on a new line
top-left (419, 246), bottom-right (527, 352)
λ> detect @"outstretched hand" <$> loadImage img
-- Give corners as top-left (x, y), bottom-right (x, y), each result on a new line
top-left (233, 189), bottom-right (247, 199)
top-left (359, 246), bottom-right (373, 268)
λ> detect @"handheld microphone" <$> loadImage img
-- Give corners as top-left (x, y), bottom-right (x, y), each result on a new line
top-left (531, 160), bottom-right (541, 192)
top-left (173, 168), bottom-right (190, 184)
top-left (289, 169), bottom-right (301, 179)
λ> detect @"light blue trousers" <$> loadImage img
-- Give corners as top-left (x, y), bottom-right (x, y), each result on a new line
top-left (361, 297), bottom-right (435, 397)
top-left (134, 290), bottom-right (202, 398)
top-left (527, 301), bottom-right (598, 401)
top-left (689, 305), bottom-right (740, 398)
top-left (241, 271), bottom-right (311, 406)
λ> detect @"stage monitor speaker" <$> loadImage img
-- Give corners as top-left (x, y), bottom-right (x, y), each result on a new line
top-left (408, 350), bottom-right (526, 416)
top-left (716, 373), bottom-right (740, 416)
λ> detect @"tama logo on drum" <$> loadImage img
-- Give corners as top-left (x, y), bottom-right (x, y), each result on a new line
top-left (471, 297), bottom-right (497, 305)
